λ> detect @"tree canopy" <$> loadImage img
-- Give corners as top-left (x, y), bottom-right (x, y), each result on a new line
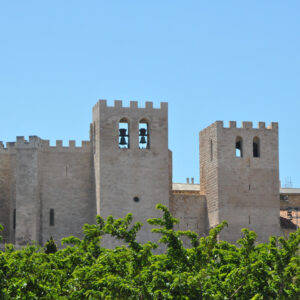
top-left (0, 204), bottom-right (299, 299)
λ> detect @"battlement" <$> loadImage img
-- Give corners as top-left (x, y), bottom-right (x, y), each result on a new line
top-left (214, 121), bottom-right (278, 130)
top-left (45, 139), bottom-right (91, 152)
top-left (0, 141), bottom-right (16, 153)
top-left (0, 137), bottom-right (91, 153)
top-left (16, 136), bottom-right (45, 148)
top-left (93, 99), bottom-right (168, 112)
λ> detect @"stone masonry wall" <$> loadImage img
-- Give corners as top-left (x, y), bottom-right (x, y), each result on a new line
top-left (39, 141), bottom-right (95, 245)
top-left (0, 143), bottom-right (16, 243)
top-left (170, 193), bottom-right (207, 237)
top-left (15, 137), bottom-right (41, 245)
top-left (200, 123), bottom-right (219, 229)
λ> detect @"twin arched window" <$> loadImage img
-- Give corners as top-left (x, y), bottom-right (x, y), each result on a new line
top-left (119, 118), bottom-right (150, 149)
top-left (235, 136), bottom-right (260, 158)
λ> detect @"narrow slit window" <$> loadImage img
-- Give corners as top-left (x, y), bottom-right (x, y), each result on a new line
top-left (13, 209), bottom-right (16, 230)
top-left (50, 209), bottom-right (55, 226)
top-left (119, 118), bottom-right (129, 149)
top-left (253, 136), bottom-right (260, 157)
top-left (235, 136), bottom-right (243, 157)
top-left (139, 120), bottom-right (149, 149)
top-left (210, 139), bottom-right (213, 161)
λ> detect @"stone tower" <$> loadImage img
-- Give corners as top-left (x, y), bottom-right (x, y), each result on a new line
top-left (200, 121), bottom-right (281, 243)
top-left (92, 100), bottom-right (169, 246)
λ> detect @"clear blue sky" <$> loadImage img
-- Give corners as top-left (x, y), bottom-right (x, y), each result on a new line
top-left (0, 1), bottom-right (299, 187)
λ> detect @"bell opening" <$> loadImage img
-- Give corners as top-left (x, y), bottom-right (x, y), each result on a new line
top-left (139, 122), bottom-right (149, 149)
top-left (119, 121), bottom-right (129, 149)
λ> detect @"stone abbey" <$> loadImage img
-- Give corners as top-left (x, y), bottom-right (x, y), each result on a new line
top-left (0, 100), bottom-right (299, 247)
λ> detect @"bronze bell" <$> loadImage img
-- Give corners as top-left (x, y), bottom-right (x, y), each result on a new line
top-left (119, 128), bottom-right (127, 137)
top-left (119, 137), bottom-right (127, 145)
top-left (140, 136), bottom-right (147, 144)
top-left (139, 128), bottom-right (147, 136)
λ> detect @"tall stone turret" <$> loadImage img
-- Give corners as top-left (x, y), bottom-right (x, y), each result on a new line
top-left (200, 121), bottom-right (281, 243)
top-left (92, 100), bottom-right (170, 246)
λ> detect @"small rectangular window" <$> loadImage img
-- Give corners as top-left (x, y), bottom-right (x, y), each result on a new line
top-left (50, 209), bottom-right (55, 226)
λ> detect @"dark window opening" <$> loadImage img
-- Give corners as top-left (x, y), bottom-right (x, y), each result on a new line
top-left (139, 120), bottom-right (149, 149)
top-left (249, 216), bottom-right (251, 224)
top-left (210, 139), bottom-right (213, 161)
top-left (280, 194), bottom-right (289, 201)
top-left (236, 136), bottom-right (243, 157)
top-left (253, 136), bottom-right (260, 157)
top-left (133, 196), bottom-right (140, 202)
top-left (13, 209), bottom-right (16, 230)
top-left (119, 119), bottom-right (129, 149)
top-left (50, 209), bottom-right (55, 226)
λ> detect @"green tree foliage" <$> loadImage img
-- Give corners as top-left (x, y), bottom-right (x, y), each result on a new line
top-left (0, 204), bottom-right (299, 299)
top-left (44, 236), bottom-right (58, 254)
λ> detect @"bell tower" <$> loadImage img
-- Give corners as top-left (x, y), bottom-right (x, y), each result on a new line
top-left (92, 100), bottom-right (169, 246)
top-left (200, 121), bottom-right (282, 243)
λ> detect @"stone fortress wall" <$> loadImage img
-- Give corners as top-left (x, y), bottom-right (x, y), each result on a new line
top-left (0, 100), bottom-right (299, 247)
top-left (0, 137), bottom-right (95, 246)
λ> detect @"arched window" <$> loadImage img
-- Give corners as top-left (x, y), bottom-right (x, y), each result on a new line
top-left (139, 119), bottom-right (149, 149)
top-left (236, 136), bottom-right (243, 157)
top-left (119, 118), bottom-right (129, 149)
top-left (253, 136), bottom-right (260, 157)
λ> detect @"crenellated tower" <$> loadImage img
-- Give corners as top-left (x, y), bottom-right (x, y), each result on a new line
top-left (92, 100), bottom-right (170, 246)
top-left (200, 121), bottom-right (282, 243)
